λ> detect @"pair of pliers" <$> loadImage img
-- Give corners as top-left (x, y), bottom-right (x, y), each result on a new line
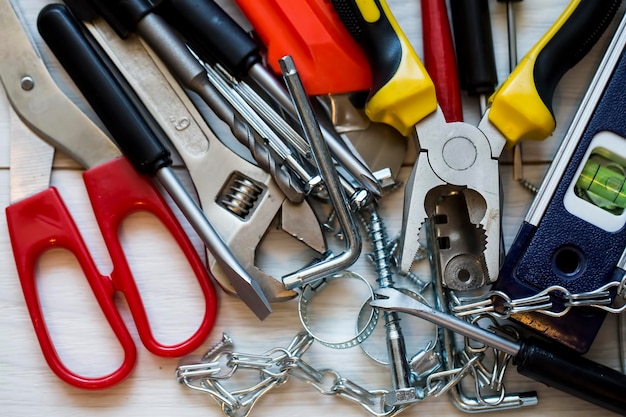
top-left (332, 0), bottom-right (622, 289)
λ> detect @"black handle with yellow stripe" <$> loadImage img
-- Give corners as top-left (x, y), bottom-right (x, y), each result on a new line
top-left (331, 0), bottom-right (437, 136)
top-left (333, 0), bottom-right (621, 145)
top-left (490, 0), bottom-right (622, 146)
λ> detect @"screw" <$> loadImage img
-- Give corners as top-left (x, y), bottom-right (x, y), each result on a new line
top-left (363, 207), bottom-right (420, 405)
top-left (202, 332), bottom-right (234, 361)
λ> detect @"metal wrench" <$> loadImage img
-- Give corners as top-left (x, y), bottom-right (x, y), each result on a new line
top-left (279, 56), bottom-right (361, 290)
top-left (85, 19), bottom-right (326, 302)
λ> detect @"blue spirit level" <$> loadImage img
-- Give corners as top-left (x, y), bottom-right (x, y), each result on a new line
top-left (495, 14), bottom-right (626, 353)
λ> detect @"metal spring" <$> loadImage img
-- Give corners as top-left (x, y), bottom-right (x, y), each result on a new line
top-left (220, 176), bottom-right (263, 219)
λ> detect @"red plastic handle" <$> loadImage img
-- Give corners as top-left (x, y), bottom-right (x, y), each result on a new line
top-left (6, 157), bottom-right (218, 389)
top-left (234, 0), bottom-right (372, 95)
top-left (421, 0), bottom-right (463, 122)
top-left (6, 187), bottom-right (137, 389)
top-left (82, 157), bottom-right (218, 357)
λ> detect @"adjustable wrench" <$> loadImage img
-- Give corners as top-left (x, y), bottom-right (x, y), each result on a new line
top-left (84, 18), bottom-right (326, 302)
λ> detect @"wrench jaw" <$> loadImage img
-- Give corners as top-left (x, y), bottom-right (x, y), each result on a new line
top-left (206, 174), bottom-right (327, 303)
top-left (371, 287), bottom-right (430, 317)
top-left (279, 200), bottom-right (327, 254)
top-left (82, 21), bottom-right (327, 306)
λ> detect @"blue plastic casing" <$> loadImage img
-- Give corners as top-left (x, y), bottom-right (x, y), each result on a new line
top-left (494, 44), bottom-right (626, 353)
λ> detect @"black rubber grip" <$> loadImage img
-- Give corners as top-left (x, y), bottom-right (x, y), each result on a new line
top-left (65, 0), bottom-right (136, 38)
top-left (118, 0), bottom-right (156, 24)
top-left (162, 0), bottom-right (261, 78)
top-left (515, 338), bottom-right (626, 415)
top-left (534, 0), bottom-right (622, 115)
top-left (330, 0), bottom-right (402, 101)
top-left (37, 3), bottom-right (172, 176)
top-left (449, 0), bottom-right (498, 96)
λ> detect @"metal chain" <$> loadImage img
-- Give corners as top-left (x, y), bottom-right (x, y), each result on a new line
top-left (451, 276), bottom-right (626, 319)
top-left (176, 331), bottom-right (486, 417)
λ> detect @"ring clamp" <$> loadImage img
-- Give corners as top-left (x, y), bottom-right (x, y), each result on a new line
top-left (298, 271), bottom-right (379, 349)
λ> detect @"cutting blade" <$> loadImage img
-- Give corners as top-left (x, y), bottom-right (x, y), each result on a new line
top-left (0, 0), bottom-right (120, 170)
top-left (8, 106), bottom-right (54, 202)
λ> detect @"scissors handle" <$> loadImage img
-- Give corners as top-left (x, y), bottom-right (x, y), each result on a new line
top-left (83, 156), bottom-right (218, 357)
top-left (6, 187), bottom-right (136, 389)
top-left (6, 157), bottom-right (218, 389)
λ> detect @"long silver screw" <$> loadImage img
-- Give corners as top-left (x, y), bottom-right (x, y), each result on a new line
top-left (364, 207), bottom-right (419, 406)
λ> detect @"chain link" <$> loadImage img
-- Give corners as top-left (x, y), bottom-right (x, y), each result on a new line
top-left (177, 331), bottom-right (493, 416)
top-left (451, 276), bottom-right (626, 319)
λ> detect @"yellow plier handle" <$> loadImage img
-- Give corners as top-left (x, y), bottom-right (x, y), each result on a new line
top-left (490, 0), bottom-right (622, 146)
top-left (331, 0), bottom-right (437, 136)
top-left (332, 0), bottom-right (621, 143)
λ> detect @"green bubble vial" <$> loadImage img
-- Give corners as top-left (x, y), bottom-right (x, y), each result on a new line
top-left (575, 147), bottom-right (626, 215)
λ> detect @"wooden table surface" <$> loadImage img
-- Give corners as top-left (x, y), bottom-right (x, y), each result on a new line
top-left (1, 0), bottom-right (624, 416)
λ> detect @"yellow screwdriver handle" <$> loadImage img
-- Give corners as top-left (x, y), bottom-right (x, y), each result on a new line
top-left (489, 0), bottom-right (622, 146)
top-left (331, 0), bottom-right (437, 136)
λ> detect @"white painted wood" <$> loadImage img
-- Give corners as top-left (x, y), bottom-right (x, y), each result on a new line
top-left (0, 1), bottom-right (624, 416)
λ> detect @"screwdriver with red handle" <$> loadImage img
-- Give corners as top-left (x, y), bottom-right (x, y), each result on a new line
top-left (421, 0), bottom-right (463, 122)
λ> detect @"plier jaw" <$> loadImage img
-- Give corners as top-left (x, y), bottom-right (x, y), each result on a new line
top-left (398, 107), bottom-right (501, 289)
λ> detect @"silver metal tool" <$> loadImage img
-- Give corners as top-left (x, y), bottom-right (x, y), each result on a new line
top-left (427, 216), bottom-right (539, 412)
top-left (248, 62), bottom-right (382, 199)
top-left (318, 94), bottom-right (407, 181)
top-left (36, 3), bottom-right (272, 320)
top-left (86, 20), bottom-right (327, 303)
top-left (199, 60), bottom-right (320, 199)
top-left (279, 56), bottom-right (361, 290)
top-left (371, 287), bottom-right (626, 414)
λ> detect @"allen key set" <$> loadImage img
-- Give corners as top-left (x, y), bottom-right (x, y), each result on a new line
top-left (1, 0), bottom-right (626, 416)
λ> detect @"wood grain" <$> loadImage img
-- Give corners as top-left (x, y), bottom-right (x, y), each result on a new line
top-left (0, 0), bottom-right (624, 416)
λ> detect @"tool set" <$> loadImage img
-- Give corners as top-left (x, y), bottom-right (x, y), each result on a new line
top-left (2, 0), bottom-right (626, 415)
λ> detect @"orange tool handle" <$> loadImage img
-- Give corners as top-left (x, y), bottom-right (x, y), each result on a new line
top-left (234, 0), bottom-right (372, 95)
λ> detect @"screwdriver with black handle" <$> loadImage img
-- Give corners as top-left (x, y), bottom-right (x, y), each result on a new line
top-left (449, 0), bottom-right (498, 115)
top-left (372, 286), bottom-right (626, 415)
top-left (37, 3), bottom-right (273, 320)
top-left (159, 0), bottom-right (382, 198)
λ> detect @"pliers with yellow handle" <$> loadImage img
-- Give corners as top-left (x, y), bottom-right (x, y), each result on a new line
top-left (332, 0), bottom-right (622, 290)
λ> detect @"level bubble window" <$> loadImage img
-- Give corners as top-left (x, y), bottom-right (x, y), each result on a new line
top-left (575, 146), bottom-right (626, 215)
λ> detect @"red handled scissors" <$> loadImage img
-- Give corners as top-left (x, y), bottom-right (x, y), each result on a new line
top-left (1, 0), bottom-right (218, 389)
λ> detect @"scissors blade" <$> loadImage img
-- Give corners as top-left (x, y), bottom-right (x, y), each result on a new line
top-left (8, 106), bottom-right (54, 202)
top-left (0, 0), bottom-right (120, 170)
